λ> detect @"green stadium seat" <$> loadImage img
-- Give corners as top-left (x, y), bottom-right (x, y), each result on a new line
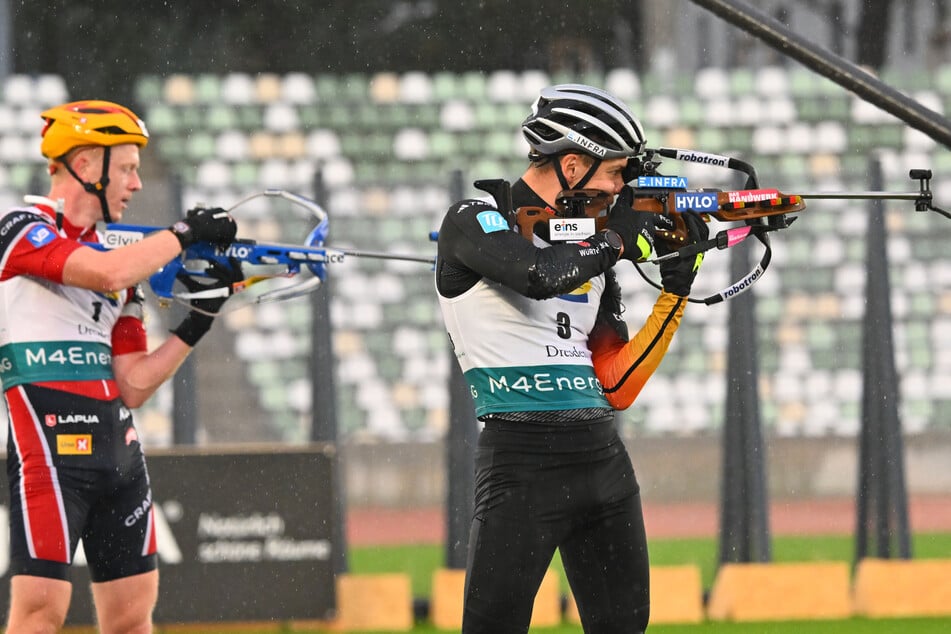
top-left (134, 75), bottom-right (164, 107)
top-left (143, 103), bottom-right (179, 135)
top-left (457, 71), bottom-right (487, 100)
top-left (192, 74), bottom-right (222, 104)
top-left (205, 104), bottom-right (239, 131)
top-left (340, 73), bottom-right (370, 101)
top-left (185, 132), bottom-right (217, 161)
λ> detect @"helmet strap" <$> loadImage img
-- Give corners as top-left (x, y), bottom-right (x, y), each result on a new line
top-left (554, 155), bottom-right (601, 193)
top-left (573, 159), bottom-right (600, 190)
top-left (62, 147), bottom-right (113, 223)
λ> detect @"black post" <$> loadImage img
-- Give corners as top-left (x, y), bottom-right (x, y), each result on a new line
top-left (855, 158), bottom-right (912, 563)
top-left (718, 238), bottom-right (771, 565)
top-left (0, 0), bottom-right (10, 80)
top-left (170, 172), bottom-right (198, 445)
top-left (445, 169), bottom-right (478, 569)
top-left (310, 168), bottom-right (348, 574)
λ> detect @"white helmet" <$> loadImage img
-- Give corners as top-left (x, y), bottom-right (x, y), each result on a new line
top-left (521, 84), bottom-right (646, 160)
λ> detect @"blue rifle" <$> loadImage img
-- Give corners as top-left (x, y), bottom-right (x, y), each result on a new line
top-left (82, 189), bottom-right (434, 308)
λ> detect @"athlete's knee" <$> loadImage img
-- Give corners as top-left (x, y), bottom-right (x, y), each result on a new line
top-left (7, 576), bottom-right (71, 634)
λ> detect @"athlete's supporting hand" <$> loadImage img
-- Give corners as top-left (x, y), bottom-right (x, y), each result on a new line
top-left (169, 206), bottom-right (238, 248)
top-left (170, 258), bottom-right (244, 346)
top-left (657, 212), bottom-right (709, 296)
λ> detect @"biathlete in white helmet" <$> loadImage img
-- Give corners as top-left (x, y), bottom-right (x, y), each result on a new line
top-left (435, 84), bottom-right (709, 634)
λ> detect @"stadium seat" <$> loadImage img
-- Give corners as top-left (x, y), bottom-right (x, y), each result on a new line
top-left (281, 72), bottom-right (317, 104)
top-left (0, 135), bottom-right (30, 163)
top-left (519, 70), bottom-right (551, 101)
top-left (393, 127), bottom-right (429, 161)
top-left (249, 131), bottom-right (277, 159)
top-left (191, 74), bottom-right (222, 104)
top-left (221, 72), bottom-right (256, 104)
top-left (12, 106), bottom-right (40, 136)
top-left (35, 74), bottom-right (69, 106)
top-left (254, 73), bottom-right (283, 103)
top-left (2, 75), bottom-right (34, 105)
top-left (163, 74), bottom-right (196, 105)
top-left (604, 67), bottom-right (641, 102)
top-left (194, 160), bottom-right (232, 190)
top-left (754, 65), bottom-right (789, 95)
top-left (370, 72), bottom-right (401, 103)
top-left (486, 70), bottom-right (520, 103)
top-left (263, 102), bottom-right (300, 133)
top-left (458, 71), bottom-right (487, 100)
top-left (204, 104), bottom-right (239, 131)
top-left (695, 66), bottom-right (731, 100)
top-left (305, 128), bottom-right (342, 159)
top-left (399, 71), bottom-right (433, 104)
top-left (645, 95), bottom-right (681, 128)
top-left (133, 75), bottom-right (163, 107)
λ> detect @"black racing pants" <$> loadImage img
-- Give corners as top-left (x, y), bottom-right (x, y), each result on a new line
top-left (462, 418), bottom-right (650, 634)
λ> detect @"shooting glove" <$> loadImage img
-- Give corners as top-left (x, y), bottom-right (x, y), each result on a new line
top-left (169, 206), bottom-right (238, 248)
top-left (657, 212), bottom-right (709, 297)
top-left (170, 258), bottom-right (244, 346)
top-left (605, 185), bottom-right (655, 262)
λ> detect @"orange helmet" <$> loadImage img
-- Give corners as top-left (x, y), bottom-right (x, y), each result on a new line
top-left (40, 100), bottom-right (149, 159)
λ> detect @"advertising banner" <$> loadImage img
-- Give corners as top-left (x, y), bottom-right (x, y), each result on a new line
top-left (0, 445), bottom-right (337, 624)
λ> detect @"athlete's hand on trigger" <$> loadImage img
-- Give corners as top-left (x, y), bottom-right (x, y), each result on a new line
top-left (176, 257), bottom-right (245, 316)
top-left (606, 185), bottom-right (655, 262)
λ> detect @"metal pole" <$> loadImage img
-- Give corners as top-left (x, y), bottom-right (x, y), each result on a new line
top-left (688, 0), bottom-right (951, 150)
top-left (718, 237), bottom-right (771, 566)
top-left (445, 169), bottom-right (478, 569)
top-left (0, 0), bottom-right (11, 81)
top-left (170, 173), bottom-right (198, 445)
top-left (310, 168), bottom-right (348, 575)
top-left (855, 158), bottom-right (912, 563)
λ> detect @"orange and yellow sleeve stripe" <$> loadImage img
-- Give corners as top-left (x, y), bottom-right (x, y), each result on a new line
top-left (590, 292), bottom-right (686, 410)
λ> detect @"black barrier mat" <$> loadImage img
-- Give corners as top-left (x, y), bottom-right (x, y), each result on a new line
top-left (0, 446), bottom-right (337, 624)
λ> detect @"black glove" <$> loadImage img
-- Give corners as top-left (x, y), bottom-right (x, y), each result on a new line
top-left (169, 206), bottom-right (238, 248)
top-left (170, 259), bottom-right (244, 346)
top-left (605, 185), bottom-right (655, 262)
top-left (657, 212), bottom-right (709, 296)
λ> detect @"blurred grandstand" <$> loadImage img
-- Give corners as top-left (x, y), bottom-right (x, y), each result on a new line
top-left (2, 0), bottom-right (951, 506)
top-left (3, 64), bottom-right (950, 442)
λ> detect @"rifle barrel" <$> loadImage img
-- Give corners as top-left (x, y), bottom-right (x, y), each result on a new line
top-left (341, 249), bottom-right (435, 264)
top-left (797, 191), bottom-right (923, 201)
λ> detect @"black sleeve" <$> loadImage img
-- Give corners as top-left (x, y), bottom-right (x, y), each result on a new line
top-left (593, 268), bottom-right (630, 341)
top-left (435, 199), bottom-right (620, 299)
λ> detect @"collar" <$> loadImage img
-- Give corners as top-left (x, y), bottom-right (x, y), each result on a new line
top-left (32, 203), bottom-right (98, 241)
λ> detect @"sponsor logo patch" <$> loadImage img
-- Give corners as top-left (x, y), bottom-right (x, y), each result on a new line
top-left (727, 189), bottom-right (780, 203)
top-left (25, 224), bottom-right (56, 248)
top-left (674, 192), bottom-right (719, 212)
top-left (476, 210), bottom-right (508, 234)
top-left (57, 434), bottom-right (93, 455)
top-left (637, 175), bottom-right (688, 189)
top-left (549, 217), bottom-right (595, 241)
